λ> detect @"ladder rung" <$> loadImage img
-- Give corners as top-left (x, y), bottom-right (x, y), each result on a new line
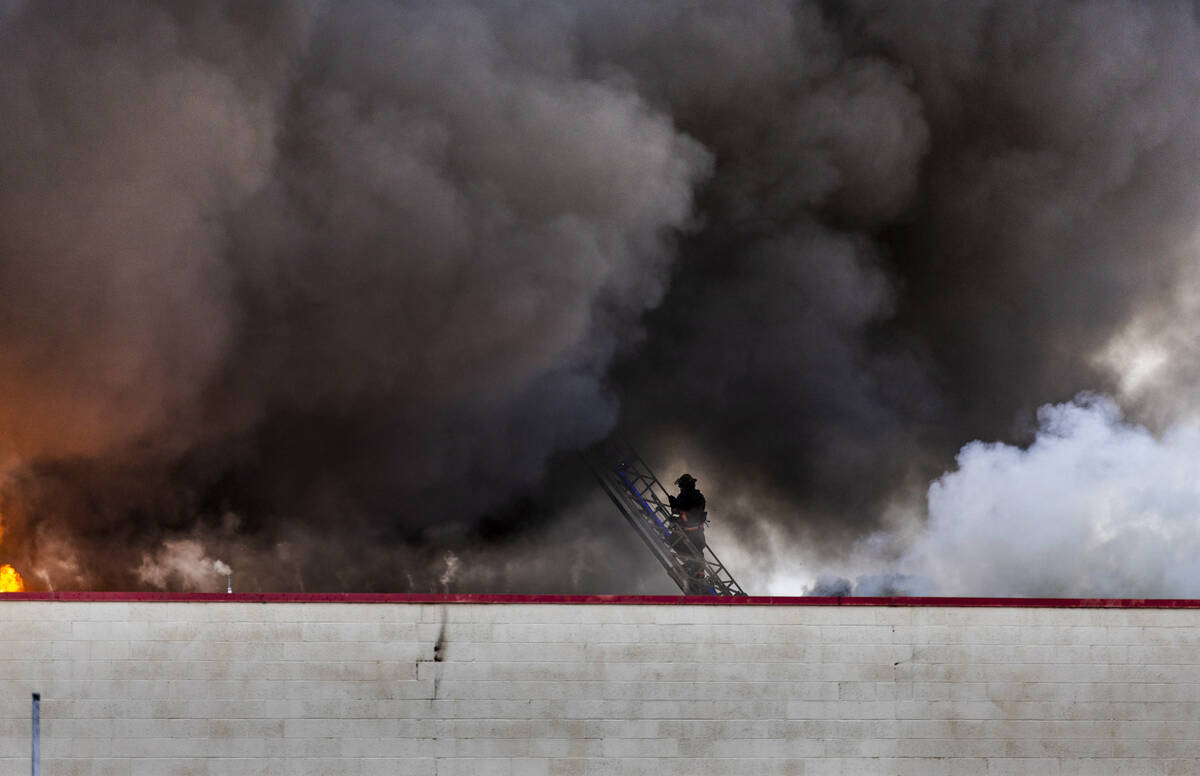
top-left (587, 441), bottom-right (746, 597)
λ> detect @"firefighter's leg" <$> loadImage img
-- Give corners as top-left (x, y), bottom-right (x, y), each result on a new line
top-left (682, 531), bottom-right (708, 583)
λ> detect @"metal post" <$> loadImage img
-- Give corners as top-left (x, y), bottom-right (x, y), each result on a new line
top-left (31, 693), bottom-right (39, 776)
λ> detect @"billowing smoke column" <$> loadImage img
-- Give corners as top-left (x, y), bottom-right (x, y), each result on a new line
top-left (2, 0), bottom-right (1200, 594)
top-left (811, 396), bottom-right (1200, 598)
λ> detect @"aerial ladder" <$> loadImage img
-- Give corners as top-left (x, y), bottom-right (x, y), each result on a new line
top-left (587, 438), bottom-right (746, 596)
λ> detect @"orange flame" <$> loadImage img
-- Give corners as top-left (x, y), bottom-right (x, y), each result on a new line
top-left (0, 509), bottom-right (22, 592)
top-left (0, 564), bottom-right (23, 593)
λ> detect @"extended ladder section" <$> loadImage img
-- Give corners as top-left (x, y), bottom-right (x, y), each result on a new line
top-left (587, 439), bottom-right (746, 596)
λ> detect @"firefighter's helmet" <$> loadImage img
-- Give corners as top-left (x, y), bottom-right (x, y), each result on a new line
top-left (675, 473), bottom-right (697, 488)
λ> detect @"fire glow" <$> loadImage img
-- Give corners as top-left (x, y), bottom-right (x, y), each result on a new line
top-left (0, 517), bottom-right (23, 592)
top-left (0, 564), bottom-right (21, 593)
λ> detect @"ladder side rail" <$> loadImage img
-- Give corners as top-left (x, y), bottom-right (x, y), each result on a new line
top-left (619, 444), bottom-right (717, 547)
top-left (694, 554), bottom-right (736, 596)
top-left (631, 451), bottom-right (747, 596)
top-left (603, 436), bottom-right (674, 507)
top-left (591, 441), bottom-right (704, 593)
top-left (623, 443), bottom-right (677, 505)
top-left (612, 466), bottom-right (673, 538)
top-left (705, 564), bottom-right (744, 596)
top-left (607, 464), bottom-right (699, 572)
top-left (708, 561), bottom-right (738, 590)
top-left (637, 487), bottom-right (674, 521)
top-left (701, 543), bottom-right (744, 591)
top-left (592, 457), bottom-right (670, 540)
top-left (710, 568), bottom-right (746, 596)
top-left (588, 462), bottom-right (694, 593)
top-left (592, 438), bottom-right (747, 596)
top-left (633, 468), bottom-right (734, 593)
top-left (613, 490), bottom-right (695, 593)
top-left (614, 467), bottom-right (672, 527)
top-left (611, 465), bottom-right (725, 594)
top-left (618, 465), bottom-right (676, 527)
top-left (618, 460), bottom-right (735, 596)
top-left (623, 468), bottom-right (666, 500)
top-left (632, 481), bottom-right (669, 511)
top-left (613, 482), bottom-right (674, 549)
top-left (664, 520), bottom-right (745, 596)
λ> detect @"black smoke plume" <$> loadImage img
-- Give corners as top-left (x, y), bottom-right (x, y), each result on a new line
top-left (2, 0), bottom-right (1200, 594)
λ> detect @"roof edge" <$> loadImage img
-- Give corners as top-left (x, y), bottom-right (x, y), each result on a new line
top-left (2, 592), bottom-right (1200, 608)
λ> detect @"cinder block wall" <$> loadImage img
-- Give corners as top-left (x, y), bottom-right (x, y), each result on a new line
top-left (3, 597), bottom-right (1200, 775)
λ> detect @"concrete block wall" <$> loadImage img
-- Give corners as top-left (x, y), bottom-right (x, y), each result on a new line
top-left (2, 596), bottom-right (1200, 775)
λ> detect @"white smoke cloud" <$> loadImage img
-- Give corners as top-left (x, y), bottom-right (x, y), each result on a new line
top-left (1097, 238), bottom-right (1200, 431)
top-left (862, 394), bottom-right (1200, 597)
top-left (136, 539), bottom-right (233, 592)
top-left (438, 551), bottom-right (462, 593)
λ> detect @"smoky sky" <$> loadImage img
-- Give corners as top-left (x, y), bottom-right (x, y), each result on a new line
top-left (2, 0), bottom-right (1200, 593)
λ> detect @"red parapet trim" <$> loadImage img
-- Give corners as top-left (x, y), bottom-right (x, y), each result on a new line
top-left (2, 592), bottom-right (1200, 608)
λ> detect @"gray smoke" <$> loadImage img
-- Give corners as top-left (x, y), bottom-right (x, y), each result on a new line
top-left (0, 0), bottom-right (706, 590)
top-left (3, 1), bottom-right (1200, 595)
top-left (806, 572), bottom-right (935, 598)
top-left (136, 539), bottom-right (232, 591)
